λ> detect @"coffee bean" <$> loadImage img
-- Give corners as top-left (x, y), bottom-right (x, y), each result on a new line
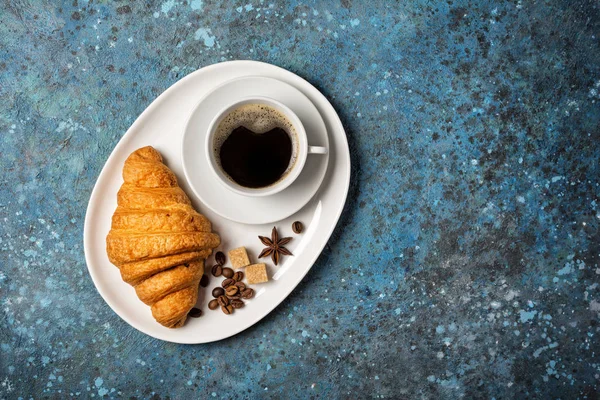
top-left (188, 308), bottom-right (202, 318)
top-left (208, 299), bottom-right (219, 310)
top-left (231, 299), bottom-right (244, 309)
top-left (234, 281), bottom-right (246, 291)
top-left (215, 251), bottom-right (226, 265)
top-left (292, 221), bottom-right (303, 234)
top-left (222, 267), bottom-right (234, 279)
top-left (211, 265), bottom-right (223, 277)
top-left (222, 278), bottom-right (235, 288)
top-left (221, 304), bottom-right (234, 315)
top-left (200, 275), bottom-right (210, 287)
top-left (212, 287), bottom-right (225, 298)
top-left (225, 286), bottom-right (239, 297)
top-left (218, 295), bottom-right (229, 307)
top-left (232, 271), bottom-right (244, 282)
top-left (241, 288), bottom-right (254, 299)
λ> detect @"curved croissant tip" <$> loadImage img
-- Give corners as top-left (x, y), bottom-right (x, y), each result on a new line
top-left (127, 146), bottom-right (163, 163)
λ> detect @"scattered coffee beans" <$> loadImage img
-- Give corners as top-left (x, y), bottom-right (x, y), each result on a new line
top-left (212, 287), bottom-right (225, 298)
top-left (233, 271), bottom-right (244, 282)
top-left (292, 221), bottom-right (303, 234)
top-left (215, 251), bottom-right (226, 265)
top-left (221, 305), bottom-right (234, 315)
top-left (225, 286), bottom-right (239, 297)
top-left (188, 308), bottom-right (202, 318)
top-left (208, 247), bottom-right (264, 314)
top-left (222, 278), bottom-right (235, 288)
top-left (208, 299), bottom-right (219, 310)
top-left (231, 299), bottom-right (244, 309)
top-left (200, 274), bottom-right (210, 287)
top-left (217, 295), bottom-right (229, 307)
top-left (211, 265), bottom-right (223, 277)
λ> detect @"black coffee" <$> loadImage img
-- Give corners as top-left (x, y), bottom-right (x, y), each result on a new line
top-left (214, 103), bottom-right (297, 189)
top-left (220, 126), bottom-right (292, 188)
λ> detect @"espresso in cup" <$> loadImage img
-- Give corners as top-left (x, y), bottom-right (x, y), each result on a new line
top-left (213, 104), bottom-right (299, 188)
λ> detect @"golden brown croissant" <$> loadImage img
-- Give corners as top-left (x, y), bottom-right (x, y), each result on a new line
top-left (106, 146), bottom-right (220, 328)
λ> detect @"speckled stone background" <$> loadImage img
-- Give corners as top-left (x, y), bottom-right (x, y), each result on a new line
top-left (1, 0), bottom-right (599, 398)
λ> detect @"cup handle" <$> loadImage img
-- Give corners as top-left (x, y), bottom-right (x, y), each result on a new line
top-left (308, 146), bottom-right (328, 155)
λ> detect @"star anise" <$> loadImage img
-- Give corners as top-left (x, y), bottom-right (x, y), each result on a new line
top-left (258, 226), bottom-right (293, 266)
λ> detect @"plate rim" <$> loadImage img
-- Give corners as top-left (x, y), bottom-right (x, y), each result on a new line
top-left (83, 60), bottom-right (351, 343)
top-left (180, 74), bottom-right (330, 224)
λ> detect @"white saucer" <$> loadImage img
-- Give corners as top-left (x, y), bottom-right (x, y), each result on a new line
top-left (181, 76), bottom-right (329, 224)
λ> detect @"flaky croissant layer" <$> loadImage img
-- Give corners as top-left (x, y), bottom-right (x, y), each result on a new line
top-left (106, 146), bottom-right (220, 328)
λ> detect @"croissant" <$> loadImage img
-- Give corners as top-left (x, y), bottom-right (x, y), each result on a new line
top-left (106, 146), bottom-right (220, 328)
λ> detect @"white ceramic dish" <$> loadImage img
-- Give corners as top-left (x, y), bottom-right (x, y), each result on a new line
top-left (83, 61), bottom-right (350, 344)
top-left (183, 77), bottom-right (329, 222)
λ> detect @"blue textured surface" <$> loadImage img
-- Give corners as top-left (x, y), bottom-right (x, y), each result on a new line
top-left (1, 0), bottom-right (599, 398)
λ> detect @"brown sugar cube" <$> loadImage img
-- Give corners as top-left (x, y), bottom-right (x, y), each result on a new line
top-left (228, 247), bottom-right (251, 269)
top-left (245, 263), bottom-right (269, 284)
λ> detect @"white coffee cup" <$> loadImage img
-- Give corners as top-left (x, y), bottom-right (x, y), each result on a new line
top-left (205, 96), bottom-right (327, 197)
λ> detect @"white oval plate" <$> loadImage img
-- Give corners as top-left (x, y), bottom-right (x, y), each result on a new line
top-left (83, 61), bottom-right (350, 343)
top-left (182, 76), bottom-right (329, 224)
